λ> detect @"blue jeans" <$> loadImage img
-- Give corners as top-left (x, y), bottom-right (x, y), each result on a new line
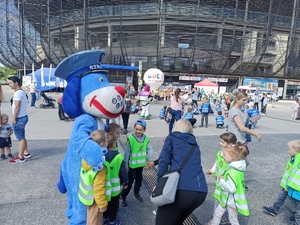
top-left (30, 93), bottom-right (36, 107)
top-left (12, 115), bottom-right (28, 140)
top-left (168, 108), bottom-right (182, 133)
top-left (273, 188), bottom-right (288, 212)
top-left (192, 99), bottom-right (198, 107)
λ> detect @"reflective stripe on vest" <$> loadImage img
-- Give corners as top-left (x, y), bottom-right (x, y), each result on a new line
top-left (109, 153), bottom-right (124, 197)
top-left (213, 150), bottom-right (229, 201)
top-left (219, 168), bottom-right (249, 217)
top-left (201, 103), bottom-right (209, 113)
top-left (78, 161), bottom-right (112, 205)
top-left (128, 135), bottom-right (149, 169)
top-left (287, 154), bottom-right (300, 191)
top-left (280, 157), bottom-right (294, 190)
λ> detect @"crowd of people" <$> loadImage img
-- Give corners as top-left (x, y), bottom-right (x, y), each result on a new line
top-left (2, 78), bottom-right (300, 225)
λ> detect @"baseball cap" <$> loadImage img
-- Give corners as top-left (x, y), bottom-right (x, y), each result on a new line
top-left (134, 119), bottom-right (146, 128)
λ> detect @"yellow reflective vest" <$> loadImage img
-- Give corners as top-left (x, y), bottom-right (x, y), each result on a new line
top-left (219, 168), bottom-right (249, 217)
top-left (287, 153), bottom-right (300, 192)
top-left (78, 161), bottom-right (112, 206)
top-left (128, 135), bottom-right (149, 169)
top-left (280, 156), bottom-right (294, 190)
top-left (213, 150), bottom-right (229, 202)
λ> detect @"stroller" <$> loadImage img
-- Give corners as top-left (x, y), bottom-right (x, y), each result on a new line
top-left (39, 92), bottom-right (56, 109)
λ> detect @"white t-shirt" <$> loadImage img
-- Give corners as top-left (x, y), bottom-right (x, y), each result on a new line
top-left (12, 90), bottom-right (28, 118)
top-left (29, 83), bottom-right (36, 93)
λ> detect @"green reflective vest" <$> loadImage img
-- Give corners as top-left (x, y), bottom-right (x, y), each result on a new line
top-left (280, 156), bottom-right (294, 190)
top-left (219, 168), bottom-right (249, 217)
top-left (78, 161), bottom-right (112, 206)
top-left (287, 153), bottom-right (300, 192)
top-left (109, 153), bottom-right (124, 197)
top-left (213, 150), bottom-right (229, 202)
top-left (128, 135), bottom-right (149, 169)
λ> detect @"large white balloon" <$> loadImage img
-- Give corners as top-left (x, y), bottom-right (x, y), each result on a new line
top-left (143, 68), bottom-right (164, 90)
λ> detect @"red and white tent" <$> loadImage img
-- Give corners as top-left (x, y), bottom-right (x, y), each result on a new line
top-left (194, 78), bottom-right (218, 94)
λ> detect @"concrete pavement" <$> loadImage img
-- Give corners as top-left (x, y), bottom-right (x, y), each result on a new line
top-left (0, 85), bottom-right (299, 225)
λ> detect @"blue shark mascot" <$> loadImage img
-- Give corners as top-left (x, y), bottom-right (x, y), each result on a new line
top-left (55, 50), bottom-right (126, 225)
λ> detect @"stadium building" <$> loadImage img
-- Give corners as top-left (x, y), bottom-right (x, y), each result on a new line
top-left (1, 0), bottom-right (300, 98)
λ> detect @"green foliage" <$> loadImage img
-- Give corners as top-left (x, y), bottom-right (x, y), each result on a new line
top-left (0, 67), bottom-right (17, 80)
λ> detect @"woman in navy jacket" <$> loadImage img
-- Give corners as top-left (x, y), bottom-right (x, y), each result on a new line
top-left (155, 119), bottom-right (208, 225)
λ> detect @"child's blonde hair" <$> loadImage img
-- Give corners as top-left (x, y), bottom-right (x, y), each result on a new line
top-left (288, 140), bottom-right (300, 153)
top-left (107, 133), bottom-right (117, 149)
top-left (173, 119), bottom-right (193, 134)
top-left (1, 114), bottom-right (9, 120)
top-left (107, 123), bottom-right (122, 136)
top-left (220, 132), bottom-right (237, 145)
top-left (187, 107), bottom-right (192, 112)
top-left (224, 142), bottom-right (248, 161)
top-left (90, 130), bottom-right (107, 146)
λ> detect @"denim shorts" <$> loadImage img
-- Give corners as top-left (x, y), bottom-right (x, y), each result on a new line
top-left (12, 115), bottom-right (28, 140)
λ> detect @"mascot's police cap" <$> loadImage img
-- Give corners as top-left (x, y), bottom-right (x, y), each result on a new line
top-left (54, 50), bottom-right (107, 81)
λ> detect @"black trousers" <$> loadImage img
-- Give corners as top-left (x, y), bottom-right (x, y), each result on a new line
top-left (103, 194), bottom-right (120, 222)
top-left (121, 167), bottom-right (143, 198)
top-left (58, 102), bottom-right (67, 120)
top-left (155, 190), bottom-right (207, 225)
top-left (121, 113), bottom-right (130, 130)
top-left (187, 118), bottom-right (197, 127)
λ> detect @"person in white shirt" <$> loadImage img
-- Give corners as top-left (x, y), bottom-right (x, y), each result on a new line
top-left (271, 92), bottom-right (277, 108)
top-left (29, 81), bottom-right (37, 107)
top-left (7, 76), bottom-right (31, 164)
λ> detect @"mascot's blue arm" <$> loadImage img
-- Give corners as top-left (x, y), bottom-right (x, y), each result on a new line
top-left (72, 114), bottom-right (106, 171)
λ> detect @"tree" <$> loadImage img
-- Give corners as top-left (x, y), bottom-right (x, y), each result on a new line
top-left (0, 67), bottom-right (17, 80)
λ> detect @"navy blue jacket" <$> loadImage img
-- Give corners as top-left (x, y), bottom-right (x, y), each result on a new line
top-left (157, 132), bottom-right (208, 193)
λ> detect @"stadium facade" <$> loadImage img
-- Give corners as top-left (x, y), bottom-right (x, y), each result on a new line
top-left (1, 0), bottom-right (300, 98)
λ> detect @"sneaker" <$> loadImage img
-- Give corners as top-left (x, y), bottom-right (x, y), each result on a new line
top-left (220, 217), bottom-right (231, 225)
top-left (120, 197), bottom-right (127, 207)
top-left (263, 206), bottom-right (277, 216)
top-left (0, 154), bottom-right (6, 160)
top-left (102, 217), bottom-right (109, 225)
top-left (23, 152), bottom-right (31, 159)
top-left (8, 155), bottom-right (25, 164)
top-left (109, 219), bottom-right (121, 225)
top-left (7, 154), bottom-right (14, 159)
top-left (134, 193), bottom-right (143, 202)
top-left (199, 125), bottom-right (204, 127)
top-left (290, 215), bottom-right (295, 221)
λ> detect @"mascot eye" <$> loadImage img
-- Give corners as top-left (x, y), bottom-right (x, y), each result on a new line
top-left (116, 103), bottom-right (120, 109)
top-left (112, 98), bottom-right (117, 104)
top-left (117, 95), bottom-right (121, 101)
top-left (99, 77), bottom-right (104, 82)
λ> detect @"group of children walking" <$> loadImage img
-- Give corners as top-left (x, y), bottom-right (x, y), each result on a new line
top-left (204, 132), bottom-right (300, 225)
top-left (79, 119), bottom-right (152, 225)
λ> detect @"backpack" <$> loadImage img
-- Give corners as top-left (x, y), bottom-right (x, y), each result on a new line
top-left (165, 107), bottom-right (172, 123)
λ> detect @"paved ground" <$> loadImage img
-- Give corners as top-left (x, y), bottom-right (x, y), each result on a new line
top-left (0, 85), bottom-right (299, 225)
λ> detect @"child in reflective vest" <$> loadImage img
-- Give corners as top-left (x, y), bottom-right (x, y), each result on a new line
top-left (103, 133), bottom-right (129, 225)
top-left (78, 130), bottom-right (109, 225)
top-left (206, 132), bottom-right (237, 225)
top-left (120, 119), bottom-right (152, 207)
top-left (159, 105), bottom-right (168, 120)
top-left (215, 111), bottom-right (225, 129)
top-left (205, 142), bottom-right (249, 225)
top-left (199, 97), bottom-right (213, 128)
top-left (284, 140), bottom-right (300, 224)
top-left (263, 140), bottom-right (300, 217)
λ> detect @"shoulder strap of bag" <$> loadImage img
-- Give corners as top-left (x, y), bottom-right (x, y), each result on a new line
top-left (179, 145), bottom-right (196, 171)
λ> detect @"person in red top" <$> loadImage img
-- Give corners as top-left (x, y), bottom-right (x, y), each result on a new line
top-left (58, 96), bottom-right (69, 121)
